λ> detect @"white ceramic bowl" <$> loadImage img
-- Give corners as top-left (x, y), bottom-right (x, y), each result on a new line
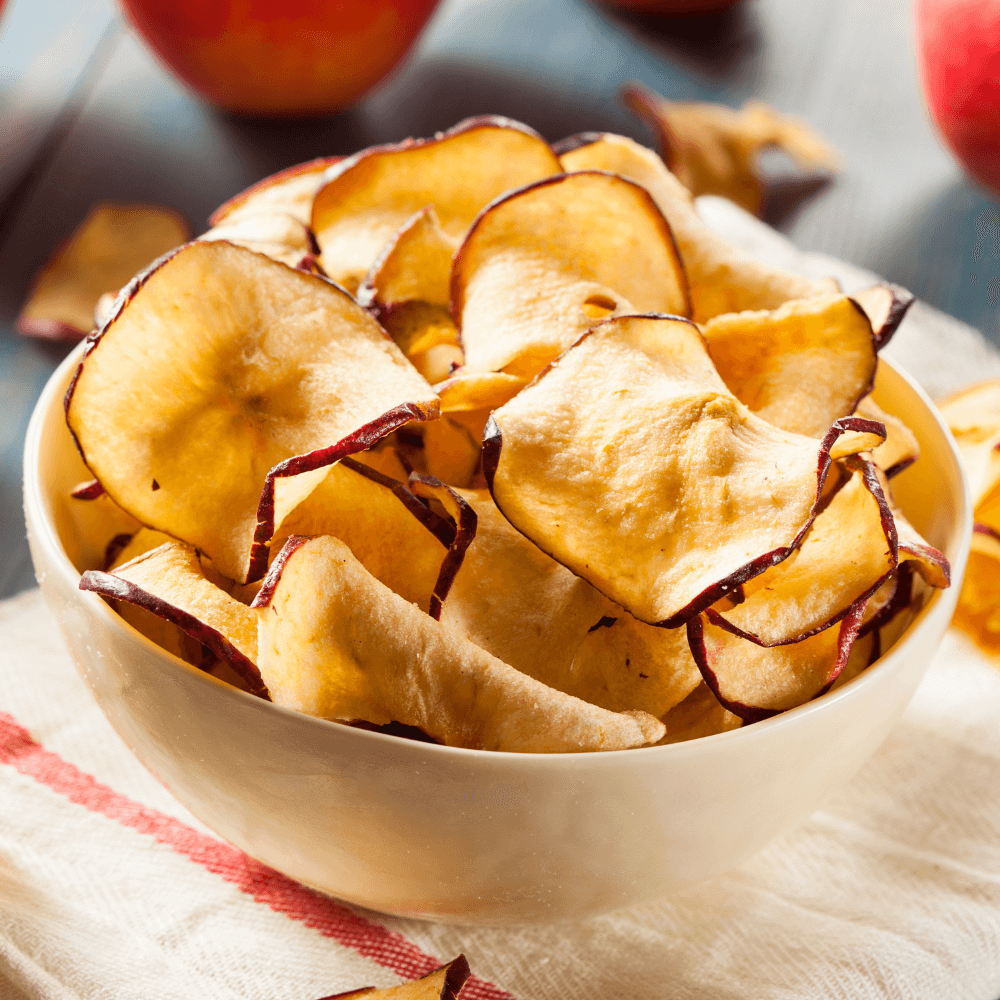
top-left (24, 346), bottom-right (970, 925)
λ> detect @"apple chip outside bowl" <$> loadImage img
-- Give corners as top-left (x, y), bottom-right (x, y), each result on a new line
top-left (24, 345), bottom-right (969, 925)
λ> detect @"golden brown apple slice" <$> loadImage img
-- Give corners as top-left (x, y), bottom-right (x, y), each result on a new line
top-left (312, 117), bottom-right (561, 291)
top-left (315, 956), bottom-right (470, 1000)
top-left (856, 395), bottom-right (920, 477)
top-left (209, 157), bottom-right (342, 226)
top-left (252, 535), bottom-right (664, 752)
top-left (66, 241), bottom-right (439, 584)
top-left (17, 203), bottom-right (190, 342)
top-left (952, 525), bottom-right (1000, 655)
top-left (687, 602), bottom-right (865, 723)
top-left (419, 417), bottom-right (480, 487)
top-left (200, 212), bottom-right (316, 269)
top-left (658, 683), bottom-right (742, 744)
top-left (432, 371), bottom-right (527, 446)
top-left (701, 294), bottom-right (877, 439)
top-left (270, 457), bottom-right (475, 619)
top-left (555, 132), bottom-right (838, 322)
top-left (620, 83), bottom-right (841, 216)
top-left (357, 205), bottom-right (458, 310)
top-left (452, 171), bottom-right (689, 378)
top-left (484, 313), bottom-right (884, 627)
top-left (80, 541), bottom-right (267, 698)
top-left (705, 459), bottom-right (897, 645)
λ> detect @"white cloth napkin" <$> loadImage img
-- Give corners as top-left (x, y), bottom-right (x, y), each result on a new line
top-left (3, 201), bottom-right (1000, 1000)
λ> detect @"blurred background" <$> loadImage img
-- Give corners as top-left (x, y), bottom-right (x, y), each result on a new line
top-left (1, 0), bottom-right (998, 599)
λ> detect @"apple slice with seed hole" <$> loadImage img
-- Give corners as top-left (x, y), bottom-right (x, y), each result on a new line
top-left (81, 540), bottom-right (267, 698)
top-left (484, 313), bottom-right (885, 627)
top-left (701, 294), bottom-right (877, 439)
top-left (555, 132), bottom-right (838, 323)
top-left (452, 171), bottom-right (689, 378)
top-left (66, 240), bottom-right (439, 584)
top-left (315, 956), bottom-right (470, 1000)
top-left (210, 157), bottom-right (342, 227)
top-left (252, 535), bottom-right (664, 751)
top-left (705, 459), bottom-right (898, 646)
top-left (312, 117), bottom-right (561, 292)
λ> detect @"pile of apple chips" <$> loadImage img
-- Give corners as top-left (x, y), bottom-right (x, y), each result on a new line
top-left (70, 117), bottom-right (950, 752)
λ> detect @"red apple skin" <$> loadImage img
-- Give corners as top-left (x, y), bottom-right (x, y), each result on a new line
top-left (915, 0), bottom-right (1000, 196)
top-left (118, 0), bottom-right (442, 117)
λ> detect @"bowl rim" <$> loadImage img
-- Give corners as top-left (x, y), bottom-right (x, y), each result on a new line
top-left (24, 342), bottom-right (972, 767)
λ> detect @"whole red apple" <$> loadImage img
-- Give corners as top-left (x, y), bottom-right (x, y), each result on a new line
top-left (118, 0), bottom-right (441, 117)
top-left (915, 0), bottom-right (1000, 196)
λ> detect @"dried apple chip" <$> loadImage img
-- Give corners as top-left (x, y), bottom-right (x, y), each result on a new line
top-left (210, 157), bottom-right (342, 227)
top-left (312, 117), bottom-right (561, 291)
top-left (18, 202), bottom-right (189, 342)
top-left (555, 132), bottom-right (838, 323)
top-left (484, 313), bottom-right (884, 627)
top-left (315, 956), bottom-right (470, 1000)
top-left (200, 212), bottom-right (316, 269)
top-left (705, 459), bottom-right (897, 645)
top-left (252, 535), bottom-right (665, 752)
top-left (65, 240), bottom-right (439, 584)
top-left (453, 171), bottom-right (690, 378)
top-left (269, 457), bottom-right (473, 619)
top-left (80, 541), bottom-right (267, 698)
top-left (953, 525), bottom-right (1000, 655)
top-left (940, 380), bottom-right (1000, 531)
top-left (701, 294), bottom-right (877, 439)
top-left (621, 83), bottom-right (841, 216)
top-left (687, 603), bottom-right (865, 722)
top-left (376, 301), bottom-right (463, 384)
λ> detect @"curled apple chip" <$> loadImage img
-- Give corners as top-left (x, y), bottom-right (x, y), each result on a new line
top-left (856, 395), bottom-right (920, 477)
top-left (687, 602), bottom-right (865, 722)
top-left (701, 294), bottom-right (877, 439)
top-left (705, 459), bottom-right (897, 645)
top-left (621, 83), bottom-right (841, 217)
top-left (316, 956), bottom-right (470, 1000)
top-left (252, 535), bottom-right (665, 752)
top-left (453, 171), bottom-right (690, 378)
top-left (18, 202), bottom-right (190, 342)
top-left (66, 240), bottom-right (439, 584)
top-left (312, 117), bottom-right (561, 291)
top-left (210, 157), bottom-right (342, 227)
top-left (80, 541), bottom-right (267, 698)
top-left (484, 313), bottom-right (884, 627)
top-left (849, 283), bottom-right (915, 350)
top-left (269, 457), bottom-right (473, 619)
top-left (200, 212), bottom-right (316, 269)
top-left (555, 131), bottom-right (838, 323)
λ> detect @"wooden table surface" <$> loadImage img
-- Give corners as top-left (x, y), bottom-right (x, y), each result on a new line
top-left (2, 0), bottom-right (998, 600)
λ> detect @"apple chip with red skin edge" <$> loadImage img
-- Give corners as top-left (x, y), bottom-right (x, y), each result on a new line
top-left (620, 83), bottom-right (841, 217)
top-left (210, 157), bottom-right (343, 227)
top-left (849, 283), bottom-right (915, 351)
top-left (200, 213), bottom-right (317, 270)
top-left (452, 171), bottom-right (690, 379)
top-left (554, 132), bottom-right (838, 323)
top-left (80, 541), bottom-right (268, 698)
top-left (17, 202), bottom-right (190, 343)
top-left (268, 456), bottom-right (472, 620)
top-left (251, 535), bottom-right (665, 752)
top-left (687, 601), bottom-right (866, 723)
top-left (705, 458), bottom-right (897, 646)
top-left (311, 117), bottom-right (561, 292)
top-left (701, 294), bottom-right (878, 440)
top-left (484, 313), bottom-right (885, 627)
top-left (314, 956), bottom-right (470, 1000)
top-left (856, 395), bottom-right (920, 478)
top-left (65, 240), bottom-right (439, 585)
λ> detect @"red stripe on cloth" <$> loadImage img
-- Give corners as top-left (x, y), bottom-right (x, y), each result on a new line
top-left (0, 711), bottom-right (515, 1000)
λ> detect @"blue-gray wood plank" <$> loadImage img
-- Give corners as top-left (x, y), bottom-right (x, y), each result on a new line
top-left (1, 0), bottom-right (998, 600)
